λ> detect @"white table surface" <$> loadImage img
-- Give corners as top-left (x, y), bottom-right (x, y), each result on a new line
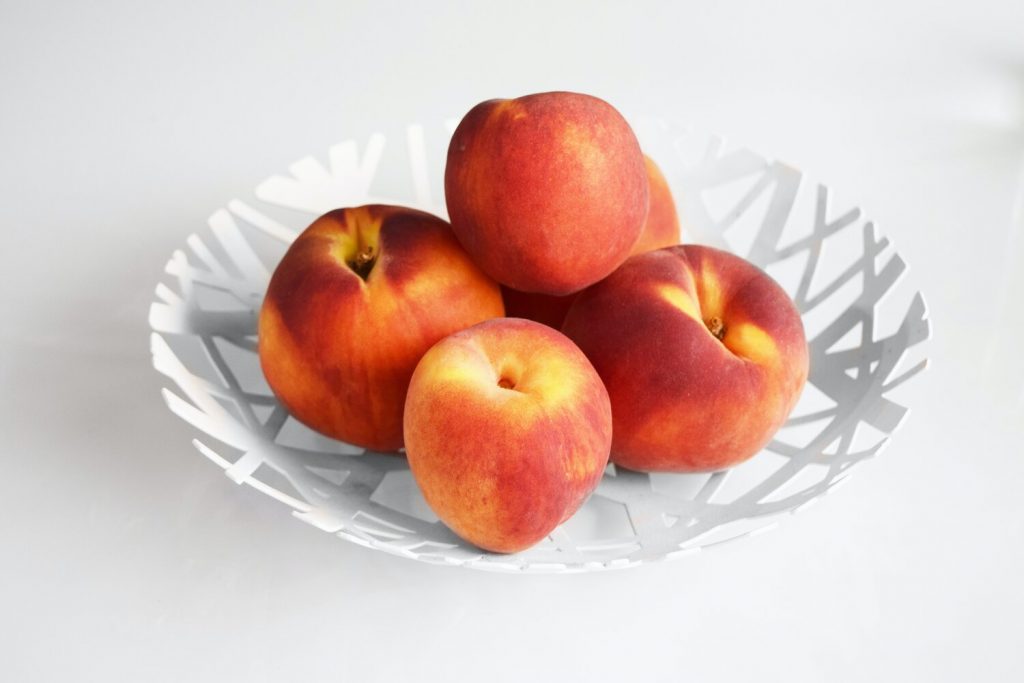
top-left (3, 1), bottom-right (1023, 681)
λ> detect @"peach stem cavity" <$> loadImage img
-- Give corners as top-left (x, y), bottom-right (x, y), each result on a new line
top-left (349, 245), bottom-right (377, 281)
top-left (706, 316), bottom-right (726, 341)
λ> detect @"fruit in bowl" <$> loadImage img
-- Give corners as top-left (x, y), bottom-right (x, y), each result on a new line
top-left (403, 318), bottom-right (612, 553)
top-left (630, 154), bottom-right (681, 257)
top-left (255, 91), bottom-right (810, 554)
top-left (445, 91), bottom-right (649, 296)
top-left (258, 205), bottom-right (504, 452)
top-left (500, 153), bottom-right (682, 329)
top-left (562, 245), bottom-right (809, 472)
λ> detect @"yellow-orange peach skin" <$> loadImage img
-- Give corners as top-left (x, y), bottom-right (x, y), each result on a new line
top-left (562, 245), bottom-right (808, 472)
top-left (404, 318), bottom-right (612, 553)
top-left (445, 91), bottom-right (649, 296)
top-left (258, 205), bottom-right (504, 451)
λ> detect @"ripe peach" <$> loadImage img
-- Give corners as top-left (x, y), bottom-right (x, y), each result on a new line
top-left (258, 205), bottom-right (504, 451)
top-left (445, 91), bottom-right (648, 296)
top-left (630, 155), bottom-right (681, 256)
top-left (500, 153), bottom-right (683, 329)
top-left (562, 245), bottom-right (808, 472)
top-left (404, 318), bottom-right (612, 553)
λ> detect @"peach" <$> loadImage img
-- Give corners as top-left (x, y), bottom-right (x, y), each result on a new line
top-left (258, 205), bottom-right (504, 451)
top-left (562, 245), bottom-right (808, 472)
top-left (630, 155), bottom-right (681, 256)
top-left (500, 153), bottom-right (683, 329)
top-left (404, 318), bottom-right (612, 553)
top-left (445, 91), bottom-right (649, 296)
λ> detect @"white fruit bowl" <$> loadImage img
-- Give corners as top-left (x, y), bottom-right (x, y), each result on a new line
top-left (149, 117), bottom-right (931, 573)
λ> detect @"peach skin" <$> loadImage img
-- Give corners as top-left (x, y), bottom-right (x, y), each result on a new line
top-left (630, 154), bottom-right (681, 256)
top-left (499, 152), bottom-right (681, 330)
top-left (445, 91), bottom-right (649, 296)
top-left (562, 245), bottom-right (808, 472)
top-left (258, 205), bottom-right (504, 452)
top-left (404, 318), bottom-right (612, 553)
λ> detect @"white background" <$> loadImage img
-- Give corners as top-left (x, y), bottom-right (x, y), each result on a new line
top-left (2, 1), bottom-right (1023, 681)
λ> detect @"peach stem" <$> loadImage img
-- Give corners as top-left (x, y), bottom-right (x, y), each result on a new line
top-left (349, 246), bottom-right (376, 281)
top-left (707, 316), bottom-right (726, 340)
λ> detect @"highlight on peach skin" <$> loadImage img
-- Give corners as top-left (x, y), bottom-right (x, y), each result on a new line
top-left (403, 318), bottom-right (612, 553)
top-left (258, 205), bottom-right (504, 452)
top-left (562, 245), bottom-right (808, 473)
top-left (445, 91), bottom-right (649, 296)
